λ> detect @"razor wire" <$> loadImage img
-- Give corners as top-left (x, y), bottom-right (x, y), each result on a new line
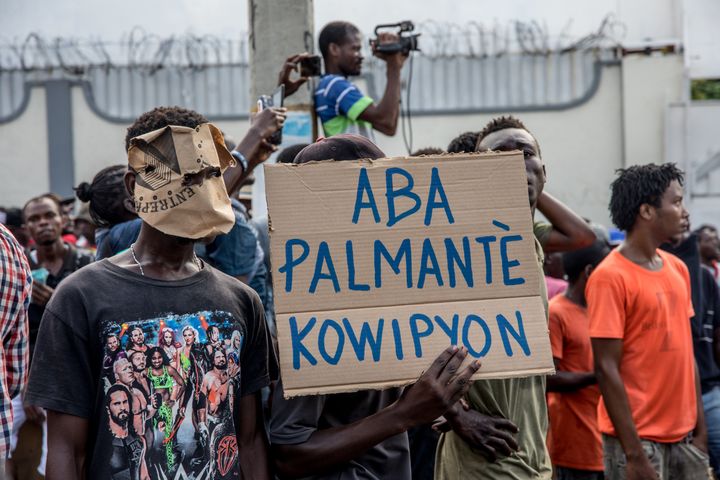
top-left (0, 15), bottom-right (624, 73)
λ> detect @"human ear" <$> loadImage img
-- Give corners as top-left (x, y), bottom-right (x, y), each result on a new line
top-left (123, 171), bottom-right (137, 213)
top-left (638, 203), bottom-right (654, 221)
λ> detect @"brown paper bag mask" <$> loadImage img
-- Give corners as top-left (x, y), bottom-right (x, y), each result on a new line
top-left (128, 123), bottom-right (236, 239)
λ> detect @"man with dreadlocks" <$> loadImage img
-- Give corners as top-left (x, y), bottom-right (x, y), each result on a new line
top-left (588, 164), bottom-right (710, 480)
top-left (436, 116), bottom-right (592, 479)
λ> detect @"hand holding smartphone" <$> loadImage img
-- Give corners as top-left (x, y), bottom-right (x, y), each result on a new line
top-left (257, 84), bottom-right (285, 146)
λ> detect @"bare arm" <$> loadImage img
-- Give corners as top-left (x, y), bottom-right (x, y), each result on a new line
top-left (592, 338), bottom-right (657, 479)
top-left (692, 362), bottom-right (708, 452)
top-left (536, 192), bottom-right (595, 253)
top-left (272, 347), bottom-right (480, 478)
top-left (237, 393), bottom-right (271, 480)
top-left (546, 357), bottom-right (596, 392)
top-left (223, 108), bottom-right (287, 196)
top-left (46, 411), bottom-right (89, 480)
top-left (168, 365), bottom-right (185, 403)
top-left (357, 34), bottom-right (407, 136)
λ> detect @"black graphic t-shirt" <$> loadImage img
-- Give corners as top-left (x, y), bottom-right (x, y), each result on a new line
top-left (26, 259), bottom-right (277, 479)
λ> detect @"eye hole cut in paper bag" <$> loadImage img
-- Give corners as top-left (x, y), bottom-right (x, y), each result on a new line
top-left (128, 123), bottom-right (236, 239)
top-left (265, 151), bottom-right (555, 398)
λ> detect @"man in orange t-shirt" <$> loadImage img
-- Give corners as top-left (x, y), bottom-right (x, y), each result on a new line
top-left (588, 163), bottom-right (710, 480)
top-left (547, 235), bottom-right (610, 479)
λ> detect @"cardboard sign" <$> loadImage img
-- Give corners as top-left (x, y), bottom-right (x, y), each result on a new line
top-left (265, 152), bottom-right (553, 397)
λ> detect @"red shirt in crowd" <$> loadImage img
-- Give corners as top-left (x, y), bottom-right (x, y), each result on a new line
top-left (587, 249), bottom-right (696, 443)
top-left (547, 294), bottom-right (602, 471)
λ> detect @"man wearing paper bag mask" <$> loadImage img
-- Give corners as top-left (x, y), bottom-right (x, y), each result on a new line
top-left (25, 113), bottom-right (278, 480)
top-left (128, 122), bottom-right (236, 239)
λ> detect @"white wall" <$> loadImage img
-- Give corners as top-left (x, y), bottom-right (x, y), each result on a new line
top-left (684, 0), bottom-right (720, 78)
top-left (1, 54), bottom-right (705, 233)
top-left (370, 64), bottom-right (624, 227)
top-left (70, 87), bottom-right (252, 188)
top-left (0, 86), bottom-right (49, 206)
top-left (666, 102), bottom-right (720, 227)
top-left (622, 54), bottom-right (685, 167)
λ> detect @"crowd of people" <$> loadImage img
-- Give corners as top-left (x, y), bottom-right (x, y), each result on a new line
top-left (1, 18), bottom-right (720, 480)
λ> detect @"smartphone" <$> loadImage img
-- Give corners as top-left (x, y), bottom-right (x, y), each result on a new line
top-left (257, 84), bottom-right (284, 145)
top-left (300, 55), bottom-right (322, 77)
top-left (31, 268), bottom-right (49, 284)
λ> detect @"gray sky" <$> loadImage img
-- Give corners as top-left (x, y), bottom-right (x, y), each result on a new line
top-left (1, 0), bottom-right (678, 46)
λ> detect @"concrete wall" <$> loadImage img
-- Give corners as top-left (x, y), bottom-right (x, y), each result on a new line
top-left (621, 54), bottom-right (685, 167)
top-left (372, 64), bottom-right (624, 227)
top-left (0, 54), bottom-right (700, 231)
top-left (1, 86), bottom-right (50, 207)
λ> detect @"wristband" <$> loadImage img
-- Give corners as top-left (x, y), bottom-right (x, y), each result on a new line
top-left (231, 150), bottom-right (249, 173)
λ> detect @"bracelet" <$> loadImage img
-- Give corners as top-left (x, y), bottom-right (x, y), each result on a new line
top-left (231, 150), bottom-right (249, 173)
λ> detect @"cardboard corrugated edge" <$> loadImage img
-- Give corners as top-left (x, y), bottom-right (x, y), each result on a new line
top-left (283, 365), bottom-right (554, 398)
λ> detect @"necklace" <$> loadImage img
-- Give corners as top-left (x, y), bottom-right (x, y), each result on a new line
top-left (129, 243), bottom-right (202, 277)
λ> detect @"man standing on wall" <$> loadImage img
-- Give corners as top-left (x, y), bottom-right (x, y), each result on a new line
top-left (314, 21), bottom-right (406, 139)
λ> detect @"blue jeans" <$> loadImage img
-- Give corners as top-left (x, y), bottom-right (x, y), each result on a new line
top-left (702, 385), bottom-right (720, 474)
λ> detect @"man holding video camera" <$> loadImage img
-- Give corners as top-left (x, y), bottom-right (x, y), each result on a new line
top-left (313, 21), bottom-right (407, 139)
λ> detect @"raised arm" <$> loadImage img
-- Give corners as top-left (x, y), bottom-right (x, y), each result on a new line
top-left (357, 34), bottom-right (407, 136)
top-left (272, 346), bottom-right (480, 478)
top-left (46, 411), bottom-right (89, 480)
top-left (536, 192), bottom-right (595, 253)
top-left (223, 107), bottom-right (287, 196)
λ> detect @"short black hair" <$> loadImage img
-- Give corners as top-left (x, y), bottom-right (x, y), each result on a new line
top-left (447, 131), bottom-right (479, 154)
top-left (562, 236), bottom-right (610, 283)
top-left (694, 224), bottom-right (718, 236)
top-left (125, 106), bottom-right (208, 152)
top-left (106, 384), bottom-right (131, 406)
top-left (475, 115), bottom-right (541, 156)
top-left (411, 147), bottom-right (445, 156)
top-left (609, 163), bottom-right (685, 232)
top-left (22, 193), bottom-right (62, 220)
top-left (75, 165), bottom-right (130, 228)
top-left (319, 21), bottom-right (360, 59)
top-left (3, 208), bottom-right (23, 227)
top-left (146, 346), bottom-right (171, 366)
top-left (277, 143), bottom-right (310, 164)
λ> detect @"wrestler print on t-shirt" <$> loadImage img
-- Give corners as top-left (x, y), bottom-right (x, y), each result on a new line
top-left (101, 310), bottom-right (245, 480)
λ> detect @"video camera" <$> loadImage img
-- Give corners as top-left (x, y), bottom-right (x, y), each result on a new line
top-left (372, 21), bottom-right (420, 55)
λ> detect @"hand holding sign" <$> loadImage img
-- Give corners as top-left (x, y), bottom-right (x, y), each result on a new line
top-left (266, 152), bottom-right (554, 396)
top-left (392, 346), bottom-right (481, 428)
